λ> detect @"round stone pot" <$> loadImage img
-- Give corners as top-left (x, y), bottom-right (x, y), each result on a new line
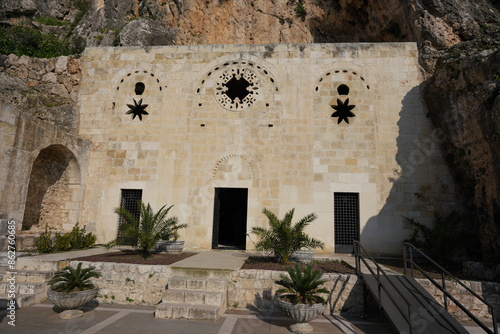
top-left (277, 296), bottom-right (326, 334)
top-left (275, 249), bottom-right (314, 264)
top-left (155, 240), bottom-right (185, 253)
top-left (47, 287), bottom-right (98, 319)
top-left (290, 249), bottom-right (314, 263)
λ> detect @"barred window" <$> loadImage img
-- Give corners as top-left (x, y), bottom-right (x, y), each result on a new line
top-left (334, 192), bottom-right (359, 246)
top-left (117, 189), bottom-right (142, 245)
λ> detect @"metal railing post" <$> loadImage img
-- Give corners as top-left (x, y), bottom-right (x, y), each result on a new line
top-left (404, 243), bottom-right (407, 276)
top-left (402, 242), bottom-right (498, 334)
top-left (492, 306), bottom-right (498, 334)
top-left (442, 270), bottom-right (448, 311)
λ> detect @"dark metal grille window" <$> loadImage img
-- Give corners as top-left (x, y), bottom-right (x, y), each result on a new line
top-left (117, 189), bottom-right (142, 245)
top-left (334, 193), bottom-right (359, 246)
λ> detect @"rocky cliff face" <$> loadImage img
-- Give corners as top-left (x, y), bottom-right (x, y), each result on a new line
top-left (423, 36), bottom-right (500, 262)
top-left (0, 0), bottom-right (499, 261)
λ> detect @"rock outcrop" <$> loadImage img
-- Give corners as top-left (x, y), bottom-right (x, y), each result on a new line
top-left (0, 54), bottom-right (81, 133)
top-left (423, 35), bottom-right (500, 262)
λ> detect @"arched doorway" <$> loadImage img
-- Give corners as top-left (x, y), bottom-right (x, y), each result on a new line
top-left (22, 145), bottom-right (81, 230)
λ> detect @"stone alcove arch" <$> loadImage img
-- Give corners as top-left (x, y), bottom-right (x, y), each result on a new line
top-left (22, 144), bottom-right (82, 230)
top-left (212, 154), bottom-right (255, 181)
top-left (113, 69), bottom-right (165, 123)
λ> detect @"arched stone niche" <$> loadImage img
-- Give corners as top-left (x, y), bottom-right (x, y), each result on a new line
top-left (22, 144), bottom-right (82, 231)
top-left (212, 154), bottom-right (255, 182)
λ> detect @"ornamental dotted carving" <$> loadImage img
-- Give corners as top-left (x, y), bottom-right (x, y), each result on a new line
top-left (215, 67), bottom-right (260, 111)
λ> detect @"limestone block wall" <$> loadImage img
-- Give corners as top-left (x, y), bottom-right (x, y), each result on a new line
top-left (78, 43), bottom-right (461, 256)
top-left (69, 261), bottom-right (172, 306)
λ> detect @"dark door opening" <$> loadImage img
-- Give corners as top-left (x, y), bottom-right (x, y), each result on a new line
top-left (212, 188), bottom-right (248, 250)
top-left (334, 192), bottom-right (359, 254)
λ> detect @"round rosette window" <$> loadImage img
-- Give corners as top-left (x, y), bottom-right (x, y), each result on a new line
top-left (214, 67), bottom-right (260, 111)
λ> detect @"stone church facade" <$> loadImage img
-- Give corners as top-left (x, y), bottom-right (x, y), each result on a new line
top-left (1, 43), bottom-right (461, 256)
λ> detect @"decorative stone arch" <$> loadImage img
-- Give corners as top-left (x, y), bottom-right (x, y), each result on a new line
top-left (112, 68), bottom-right (165, 123)
top-left (313, 63), bottom-right (374, 127)
top-left (212, 154), bottom-right (257, 182)
top-left (22, 144), bottom-right (83, 231)
top-left (190, 55), bottom-right (283, 126)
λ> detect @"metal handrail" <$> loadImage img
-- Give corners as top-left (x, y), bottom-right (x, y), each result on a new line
top-left (354, 241), bottom-right (414, 334)
top-left (403, 242), bottom-right (498, 334)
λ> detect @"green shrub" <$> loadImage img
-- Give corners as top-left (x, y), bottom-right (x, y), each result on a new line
top-left (83, 232), bottom-right (97, 248)
top-left (35, 16), bottom-right (66, 26)
top-left (275, 264), bottom-right (329, 305)
top-left (48, 262), bottom-right (101, 292)
top-left (35, 226), bottom-right (53, 253)
top-left (295, 1), bottom-right (306, 21)
top-left (54, 232), bottom-right (71, 252)
top-left (0, 26), bottom-right (71, 58)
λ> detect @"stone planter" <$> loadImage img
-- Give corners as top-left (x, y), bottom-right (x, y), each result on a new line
top-left (277, 296), bottom-right (326, 333)
top-left (275, 249), bottom-right (314, 263)
top-left (155, 240), bottom-right (185, 253)
top-left (47, 287), bottom-right (98, 319)
top-left (290, 249), bottom-right (314, 263)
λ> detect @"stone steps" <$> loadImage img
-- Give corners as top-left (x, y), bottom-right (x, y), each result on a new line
top-left (0, 269), bottom-right (53, 309)
top-left (155, 276), bottom-right (228, 321)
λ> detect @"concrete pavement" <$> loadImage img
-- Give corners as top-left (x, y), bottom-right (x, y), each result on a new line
top-left (0, 301), bottom-right (396, 334)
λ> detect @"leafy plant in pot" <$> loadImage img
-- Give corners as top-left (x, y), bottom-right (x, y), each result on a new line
top-left (47, 262), bottom-right (102, 319)
top-left (251, 208), bottom-right (325, 264)
top-left (109, 201), bottom-right (187, 258)
top-left (275, 264), bottom-right (329, 334)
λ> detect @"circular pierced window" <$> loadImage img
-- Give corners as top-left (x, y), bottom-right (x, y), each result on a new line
top-left (214, 67), bottom-right (260, 111)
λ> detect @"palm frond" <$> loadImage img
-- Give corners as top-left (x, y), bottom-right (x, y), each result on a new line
top-left (250, 207), bottom-right (323, 264)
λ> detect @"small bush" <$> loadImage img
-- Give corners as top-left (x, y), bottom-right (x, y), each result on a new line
top-left (35, 226), bottom-right (53, 253)
top-left (295, 2), bottom-right (306, 21)
top-left (84, 232), bottom-right (97, 248)
top-left (0, 26), bottom-right (72, 58)
top-left (35, 16), bottom-right (66, 26)
top-left (54, 232), bottom-right (71, 252)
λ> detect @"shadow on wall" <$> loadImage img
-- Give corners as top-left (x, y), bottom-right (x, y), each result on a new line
top-left (361, 84), bottom-right (463, 257)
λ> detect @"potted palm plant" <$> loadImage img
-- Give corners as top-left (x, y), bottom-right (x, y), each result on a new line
top-left (275, 264), bottom-right (329, 334)
top-left (111, 202), bottom-right (187, 258)
top-left (47, 262), bottom-right (102, 319)
top-left (251, 208), bottom-right (325, 264)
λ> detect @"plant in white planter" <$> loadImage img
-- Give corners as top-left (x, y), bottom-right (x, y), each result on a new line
top-left (275, 264), bottom-right (329, 334)
top-left (47, 262), bottom-right (102, 319)
top-left (110, 202), bottom-right (187, 258)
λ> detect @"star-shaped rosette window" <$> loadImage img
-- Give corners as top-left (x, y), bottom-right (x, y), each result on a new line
top-left (331, 98), bottom-right (356, 124)
top-left (126, 98), bottom-right (149, 121)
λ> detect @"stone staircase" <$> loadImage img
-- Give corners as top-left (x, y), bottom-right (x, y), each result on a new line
top-left (0, 268), bottom-right (53, 308)
top-left (155, 276), bottom-right (228, 321)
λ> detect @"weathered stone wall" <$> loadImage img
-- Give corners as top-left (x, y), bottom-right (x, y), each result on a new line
top-left (69, 260), bottom-right (172, 306)
top-left (0, 107), bottom-right (90, 230)
top-left (78, 43), bottom-right (461, 256)
top-left (417, 278), bottom-right (500, 321)
top-left (0, 54), bottom-right (81, 133)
